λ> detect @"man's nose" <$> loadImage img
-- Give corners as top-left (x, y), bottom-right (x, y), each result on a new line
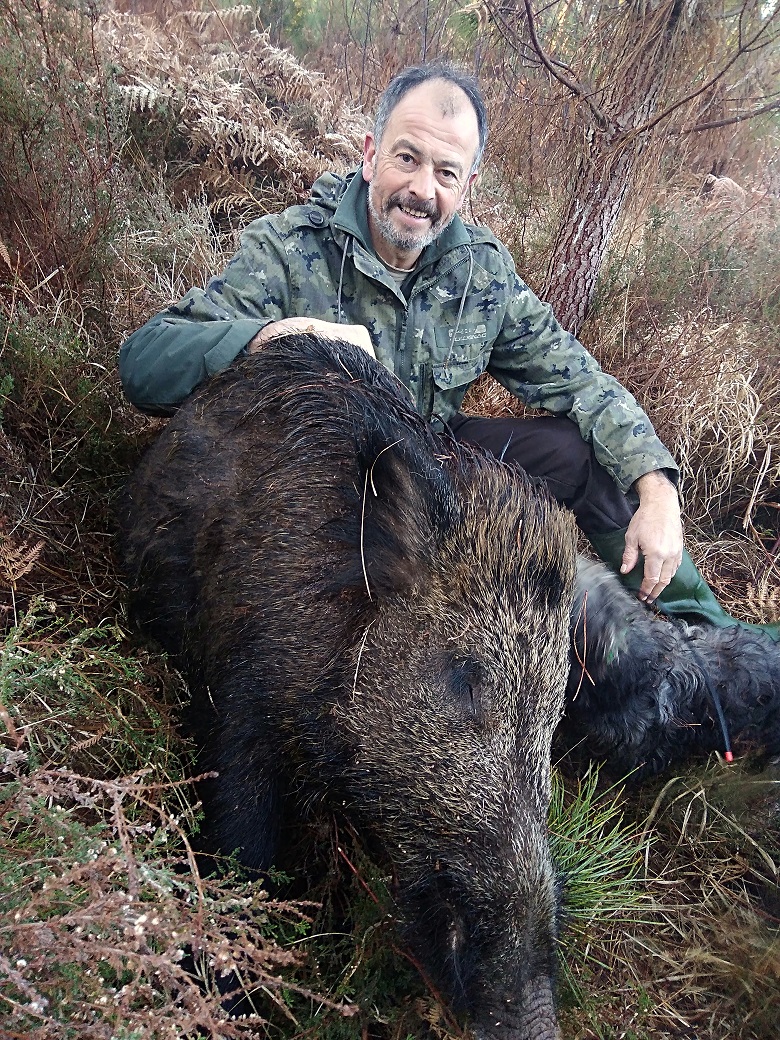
top-left (408, 162), bottom-right (435, 199)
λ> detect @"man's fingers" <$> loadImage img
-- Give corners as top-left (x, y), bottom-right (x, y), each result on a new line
top-left (638, 573), bottom-right (662, 603)
top-left (635, 546), bottom-right (664, 601)
top-left (332, 323), bottom-right (376, 357)
top-left (620, 542), bottom-right (640, 575)
top-left (639, 553), bottom-right (682, 604)
top-left (249, 318), bottom-right (375, 358)
top-left (621, 475), bottom-right (684, 607)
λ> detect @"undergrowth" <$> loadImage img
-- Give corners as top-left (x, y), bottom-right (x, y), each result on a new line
top-left (0, 756), bottom-right (349, 1040)
top-left (0, 604), bottom-right (357, 1038)
top-left (1, 1), bottom-right (778, 1037)
top-left (585, 188), bottom-right (780, 542)
top-left (0, 0), bottom-right (128, 311)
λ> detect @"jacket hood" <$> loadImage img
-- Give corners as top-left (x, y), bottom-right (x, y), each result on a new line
top-left (308, 170), bottom-right (350, 215)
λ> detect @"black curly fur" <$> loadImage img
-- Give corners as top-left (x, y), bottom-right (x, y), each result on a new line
top-left (561, 557), bottom-right (780, 777)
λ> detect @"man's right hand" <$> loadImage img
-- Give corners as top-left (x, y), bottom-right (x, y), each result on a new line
top-left (247, 318), bottom-right (376, 358)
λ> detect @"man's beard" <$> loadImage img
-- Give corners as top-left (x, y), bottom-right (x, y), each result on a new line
top-left (367, 183), bottom-right (454, 254)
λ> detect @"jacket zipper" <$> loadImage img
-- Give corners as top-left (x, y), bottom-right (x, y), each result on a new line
top-left (406, 250), bottom-right (472, 414)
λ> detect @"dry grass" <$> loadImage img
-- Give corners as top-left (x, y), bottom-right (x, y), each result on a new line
top-left (98, 6), bottom-right (365, 225)
top-left (105, 190), bottom-right (242, 345)
top-left (628, 321), bottom-right (779, 525)
top-left (558, 762), bottom-right (780, 1040)
top-left (691, 533), bottom-right (780, 626)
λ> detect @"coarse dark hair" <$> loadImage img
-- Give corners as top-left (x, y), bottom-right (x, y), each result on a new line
top-left (373, 62), bottom-right (488, 175)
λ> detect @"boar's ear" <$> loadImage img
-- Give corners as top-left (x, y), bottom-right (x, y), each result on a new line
top-left (350, 436), bottom-right (456, 600)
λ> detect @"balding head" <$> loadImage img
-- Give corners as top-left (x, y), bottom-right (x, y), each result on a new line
top-left (373, 63), bottom-right (488, 176)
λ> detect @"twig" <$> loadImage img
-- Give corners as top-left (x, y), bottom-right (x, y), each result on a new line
top-left (741, 445), bottom-right (771, 532)
top-left (521, 0), bottom-right (609, 130)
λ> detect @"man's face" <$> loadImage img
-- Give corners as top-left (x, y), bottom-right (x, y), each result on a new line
top-left (362, 79), bottom-right (480, 267)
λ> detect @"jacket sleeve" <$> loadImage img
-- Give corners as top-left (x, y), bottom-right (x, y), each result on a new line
top-left (119, 218), bottom-right (294, 414)
top-left (487, 259), bottom-right (679, 493)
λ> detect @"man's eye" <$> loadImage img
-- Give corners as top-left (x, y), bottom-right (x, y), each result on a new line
top-left (438, 170), bottom-right (461, 188)
top-left (399, 153), bottom-right (415, 164)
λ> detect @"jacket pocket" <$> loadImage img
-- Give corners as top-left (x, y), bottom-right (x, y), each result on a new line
top-left (431, 324), bottom-right (490, 390)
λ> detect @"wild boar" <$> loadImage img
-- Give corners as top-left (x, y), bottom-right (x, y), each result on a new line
top-left (121, 333), bottom-right (578, 1040)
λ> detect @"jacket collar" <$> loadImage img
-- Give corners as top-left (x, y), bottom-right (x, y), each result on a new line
top-left (329, 168), bottom-right (474, 270)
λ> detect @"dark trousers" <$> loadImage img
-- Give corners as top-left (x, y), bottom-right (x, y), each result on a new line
top-left (448, 414), bottom-right (635, 539)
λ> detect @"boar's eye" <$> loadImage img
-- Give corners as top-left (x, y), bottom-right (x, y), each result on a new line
top-left (448, 657), bottom-right (486, 718)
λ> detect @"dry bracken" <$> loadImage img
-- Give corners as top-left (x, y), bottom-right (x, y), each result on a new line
top-left (0, 536), bottom-right (45, 588)
top-left (97, 8), bottom-right (365, 221)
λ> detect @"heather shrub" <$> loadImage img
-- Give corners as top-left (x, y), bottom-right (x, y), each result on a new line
top-left (0, 0), bottom-right (128, 312)
top-left (0, 604), bottom-right (356, 1038)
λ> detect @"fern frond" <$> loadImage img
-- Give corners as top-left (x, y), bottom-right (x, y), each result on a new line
top-left (95, 8), bottom-right (364, 218)
top-left (745, 579), bottom-right (780, 624)
top-left (0, 537), bottom-right (45, 586)
top-left (115, 81), bottom-right (173, 114)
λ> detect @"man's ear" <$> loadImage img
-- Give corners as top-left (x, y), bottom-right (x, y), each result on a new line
top-left (456, 170), bottom-right (478, 210)
top-left (362, 134), bottom-right (376, 183)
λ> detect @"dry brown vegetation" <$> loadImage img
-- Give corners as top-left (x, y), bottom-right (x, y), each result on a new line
top-left (1, 2), bottom-right (779, 1038)
top-left (101, 5), bottom-right (366, 223)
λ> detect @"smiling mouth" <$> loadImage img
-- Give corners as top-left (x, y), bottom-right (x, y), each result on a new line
top-left (391, 194), bottom-right (439, 224)
top-left (398, 203), bottom-right (432, 221)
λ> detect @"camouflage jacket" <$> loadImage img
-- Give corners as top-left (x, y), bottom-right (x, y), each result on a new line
top-left (119, 170), bottom-right (677, 492)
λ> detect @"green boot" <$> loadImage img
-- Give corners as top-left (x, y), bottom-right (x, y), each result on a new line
top-left (589, 527), bottom-right (780, 642)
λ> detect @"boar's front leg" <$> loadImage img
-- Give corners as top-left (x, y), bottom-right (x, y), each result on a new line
top-left (189, 681), bottom-right (285, 872)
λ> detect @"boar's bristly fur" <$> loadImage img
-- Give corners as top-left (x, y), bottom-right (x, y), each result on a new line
top-left (120, 333), bottom-right (578, 1038)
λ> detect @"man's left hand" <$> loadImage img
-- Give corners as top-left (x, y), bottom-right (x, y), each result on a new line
top-left (621, 471), bottom-right (683, 603)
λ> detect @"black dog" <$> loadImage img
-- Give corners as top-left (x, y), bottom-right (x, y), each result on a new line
top-left (560, 557), bottom-right (780, 778)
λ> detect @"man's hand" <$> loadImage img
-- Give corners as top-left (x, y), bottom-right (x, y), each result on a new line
top-left (622, 471), bottom-right (683, 603)
top-left (247, 317), bottom-right (376, 358)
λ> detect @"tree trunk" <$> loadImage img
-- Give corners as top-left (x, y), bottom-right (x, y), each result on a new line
top-left (541, 0), bottom-right (700, 333)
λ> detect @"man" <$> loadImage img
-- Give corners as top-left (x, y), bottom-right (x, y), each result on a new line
top-left (119, 62), bottom-right (778, 639)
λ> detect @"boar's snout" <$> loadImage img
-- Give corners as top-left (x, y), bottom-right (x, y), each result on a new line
top-left (475, 974), bottom-right (562, 1040)
top-left (397, 814), bottom-right (562, 1040)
